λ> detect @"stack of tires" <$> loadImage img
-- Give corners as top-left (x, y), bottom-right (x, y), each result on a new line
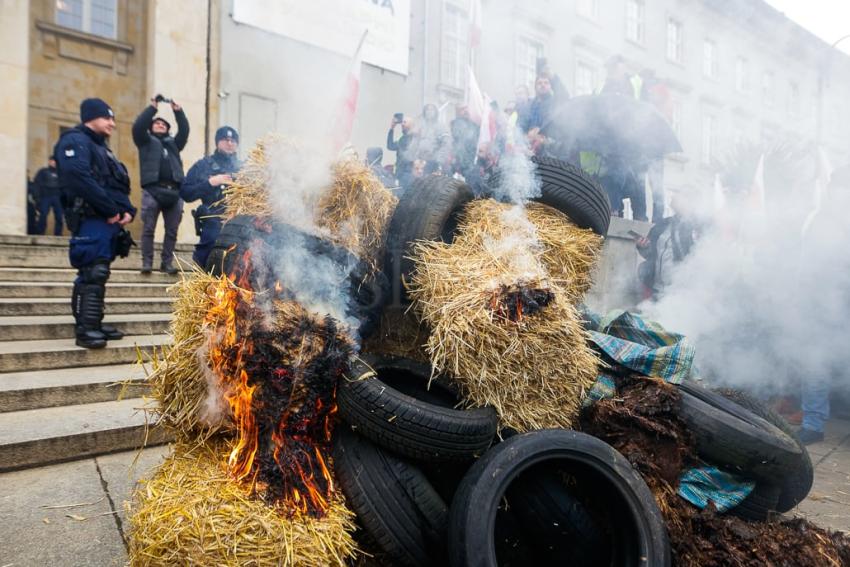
top-left (334, 355), bottom-right (672, 567)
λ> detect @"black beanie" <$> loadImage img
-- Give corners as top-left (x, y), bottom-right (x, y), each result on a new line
top-left (215, 126), bottom-right (239, 144)
top-left (80, 98), bottom-right (114, 123)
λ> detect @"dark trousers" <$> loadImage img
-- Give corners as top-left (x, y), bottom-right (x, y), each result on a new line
top-left (140, 189), bottom-right (184, 268)
top-left (36, 195), bottom-right (64, 235)
top-left (193, 216), bottom-right (221, 270)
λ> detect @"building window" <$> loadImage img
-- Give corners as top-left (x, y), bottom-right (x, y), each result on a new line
top-left (625, 0), bottom-right (645, 44)
top-left (577, 0), bottom-right (599, 21)
top-left (762, 71), bottom-right (775, 107)
top-left (55, 0), bottom-right (117, 40)
top-left (516, 36), bottom-right (545, 92)
top-left (701, 113), bottom-right (716, 165)
top-left (440, 3), bottom-right (469, 90)
top-left (702, 39), bottom-right (718, 79)
top-left (666, 19), bottom-right (683, 63)
top-left (788, 82), bottom-right (800, 117)
top-left (575, 61), bottom-right (598, 96)
top-left (735, 57), bottom-right (749, 92)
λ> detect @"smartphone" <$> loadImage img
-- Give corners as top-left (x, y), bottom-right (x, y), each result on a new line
top-left (393, 112), bottom-right (404, 124)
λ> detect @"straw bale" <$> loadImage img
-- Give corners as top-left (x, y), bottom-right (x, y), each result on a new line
top-left (316, 158), bottom-right (398, 274)
top-left (146, 269), bottom-right (247, 440)
top-left (407, 199), bottom-right (600, 432)
top-left (221, 135), bottom-right (287, 220)
top-left (127, 440), bottom-right (358, 567)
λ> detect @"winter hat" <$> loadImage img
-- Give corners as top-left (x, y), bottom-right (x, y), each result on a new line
top-left (80, 98), bottom-right (114, 123)
top-left (215, 126), bottom-right (239, 144)
top-left (151, 116), bottom-right (171, 131)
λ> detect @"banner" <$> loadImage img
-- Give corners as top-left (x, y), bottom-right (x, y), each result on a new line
top-left (233, 0), bottom-right (411, 75)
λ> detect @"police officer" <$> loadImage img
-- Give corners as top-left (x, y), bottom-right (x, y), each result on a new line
top-left (54, 98), bottom-right (136, 349)
top-left (33, 157), bottom-right (65, 235)
top-left (180, 126), bottom-right (240, 269)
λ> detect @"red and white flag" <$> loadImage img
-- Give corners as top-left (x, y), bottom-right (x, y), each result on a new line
top-left (469, 0), bottom-right (483, 48)
top-left (467, 66), bottom-right (486, 125)
top-left (332, 30), bottom-right (368, 152)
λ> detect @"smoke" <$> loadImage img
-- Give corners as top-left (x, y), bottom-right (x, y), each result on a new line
top-left (645, 150), bottom-right (850, 395)
top-left (196, 336), bottom-right (232, 428)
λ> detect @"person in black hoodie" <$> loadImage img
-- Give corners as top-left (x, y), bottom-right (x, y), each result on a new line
top-left (180, 126), bottom-right (240, 270)
top-left (53, 98), bottom-right (136, 349)
top-left (132, 95), bottom-right (189, 274)
top-left (33, 157), bottom-right (65, 235)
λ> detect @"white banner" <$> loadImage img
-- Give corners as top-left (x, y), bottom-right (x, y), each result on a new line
top-left (232, 0), bottom-right (411, 75)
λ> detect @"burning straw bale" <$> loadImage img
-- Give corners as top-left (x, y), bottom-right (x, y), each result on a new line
top-left (127, 440), bottom-right (358, 567)
top-left (407, 199), bottom-right (600, 432)
top-left (221, 134), bottom-right (286, 220)
top-left (581, 377), bottom-right (850, 567)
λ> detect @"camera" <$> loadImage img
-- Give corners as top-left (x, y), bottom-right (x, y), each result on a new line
top-left (154, 94), bottom-right (173, 104)
top-left (393, 112), bottom-right (404, 124)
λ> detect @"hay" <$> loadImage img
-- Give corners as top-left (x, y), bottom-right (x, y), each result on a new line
top-left (127, 440), bottom-right (359, 567)
top-left (316, 159), bottom-right (398, 273)
top-left (407, 199), bottom-right (600, 432)
top-left (221, 135), bottom-right (286, 220)
top-left (147, 268), bottom-right (243, 440)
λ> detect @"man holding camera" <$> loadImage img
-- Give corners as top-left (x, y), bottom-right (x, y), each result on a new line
top-left (53, 98), bottom-right (136, 349)
top-left (180, 126), bottom-right (240, 270)
top-left (132, 94), bottom-right (189, 275)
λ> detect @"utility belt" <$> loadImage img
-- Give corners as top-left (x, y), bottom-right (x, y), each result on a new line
top-left (64, 197), bottom-right (98, 235)
top-left (191, 204), bottom-right (217, 236)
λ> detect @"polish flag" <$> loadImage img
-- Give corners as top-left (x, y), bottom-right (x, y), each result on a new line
top-left (467, 66), bottom-right (486, 124)
top-left (332, 30), bottom-right (368, 153)
top-left (469, 0), bottom-right (483, 48)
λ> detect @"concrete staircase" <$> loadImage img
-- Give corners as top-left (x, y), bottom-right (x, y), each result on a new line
top-left (0, 235), bottom-right (188, 472)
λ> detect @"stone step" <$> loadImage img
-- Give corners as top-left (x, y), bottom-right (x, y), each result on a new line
top-left (0, 282), bottom-right (172, 299)
top-left (0, 245), bottom-right (194, 270)
top-left (0, 313), bottom-right (171, 341)
top-left (0, 334), bottom-right (169, 373)
top-left (0, 267), bottom-right (179, 283)
top-left (0, 233), bottom-right (195, 250)
top-left (0, 297), bottom-right (172, 316)
top-left (0, 397), bottom-right (171, 472)
top-left (0, 363), bottom-right (149, 412)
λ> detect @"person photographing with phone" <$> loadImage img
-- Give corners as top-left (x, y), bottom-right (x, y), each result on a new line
top-left (132, 93), bottom-right (189, 275)
top-left (180, 126), bottom-right (241, 270)
top-left (386, 112), bottom-right (420, 190)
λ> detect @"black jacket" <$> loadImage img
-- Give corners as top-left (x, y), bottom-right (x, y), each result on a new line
top-left (33, 166), bottom-right (63, 200)
top-left (132, 105), bottom-right (189, 187)
top-left (53, 126), bottom-right (136, 219)
top-left (180, 150), bottom-right (241, 214)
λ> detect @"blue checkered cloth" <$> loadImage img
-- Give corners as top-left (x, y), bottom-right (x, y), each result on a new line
top-left (678, 467), bottom-right (755, 512)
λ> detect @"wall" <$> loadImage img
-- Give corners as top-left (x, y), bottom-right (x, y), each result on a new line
top-left (0, 0), bottom-right (29, 235)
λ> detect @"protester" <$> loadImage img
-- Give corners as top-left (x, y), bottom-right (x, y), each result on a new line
top-left (365, 147), bottom-right (397, 189)
top-left (450, 104), bottom-right (480, 180)
top-left (513, 85), bottom-right (532, 129)
top-left (640, 68), bottom-right (674, 222)
top-left (601, 55), bottom-right (634, 97)
top-left (53, 98), bottom-right (136, 349)
top-left (33, 157), bottom-right (64, 235)
top-left (418, 103), bottom-right (450, 174)
top-left (523, 76), bottom-right (559, 155)
top-left (536, 57), bottom-right (569, 100)
top-left (635, 186), bottom-right (695, 300)
top-left (180, 126), bottom-right (240, 270)
top-left (132, 95), bottom-right (190, 275)
top-left (386, 114), bottom-right (420, 190)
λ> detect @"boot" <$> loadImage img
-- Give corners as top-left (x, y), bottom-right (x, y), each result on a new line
top-left (100, 324), bottom-right (124, 341)
top-left (75, 282), bottom-right (107, 349)
top-left (160, 262), bottom-right (178, 275)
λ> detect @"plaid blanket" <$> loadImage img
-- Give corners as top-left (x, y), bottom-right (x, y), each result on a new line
top-left (678, 466), bottom-right (755, 512)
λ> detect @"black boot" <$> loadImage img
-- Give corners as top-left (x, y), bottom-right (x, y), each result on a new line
top-left (100, 324), bottom-right (124, 341)
top-left (75, 282), bottom-right (107, 349)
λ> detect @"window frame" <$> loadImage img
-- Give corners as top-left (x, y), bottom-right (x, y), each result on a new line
top-left (515, 34), bottom-right (545, 93)
top-left (55, 0), bottom-right (118, 40)
top-left (576, 0), bottom-right (599, 22)
top-left (702, 39), bottom-right (718, 79)
top-left (735, 57), bottom-right (749, 93)
top-left (701, 112), bottom-right (717, 166)
top-left (625, 0), bottom-right (646, 45)
top-left (666, 18), bottom-right (683, 63)
top-left (439, 2), bottom-right (469, 91)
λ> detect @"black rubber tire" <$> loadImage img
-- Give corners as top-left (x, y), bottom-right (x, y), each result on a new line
top-left (383, 176), bottom-right (474, 304)
top-left (448, 429), bottom-right (671, 567)
top-left (715, 388), bottom-right (814, 512)
top-left (333, 426), bottom-right (448, 567)
top-left (207, 215), bottom-right (386, 336)
top-left (337, 355), bottom-right (498, 461)
top-left (729, 482), bottom-right (782, 522)
top-left (487, 156), bottom-right (611, 236)
top-left (676, 382), bottom-right (802, 483)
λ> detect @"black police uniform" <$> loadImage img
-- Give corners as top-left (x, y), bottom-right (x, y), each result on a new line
top-left (33, 164), bottom-right (65, 235)
top-left (180, 149), bottom-right (240, 269)
top-left (54, 125), bottom-right (137, 348)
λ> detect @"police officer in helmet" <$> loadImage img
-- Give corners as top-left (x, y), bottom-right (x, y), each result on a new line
top-left (54, 98), bottom-right (137, 349)
top-left (180, 126), bottom-right (240, 269)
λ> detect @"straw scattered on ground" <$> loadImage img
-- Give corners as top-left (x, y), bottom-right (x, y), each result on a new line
top-left (407, 199), bottom-right (600, 431)
top-left (316, 159), bottom-right (398, 273)
top-left (146, 269), bottom-right (246, 440)
top-left (127, 440), bottom-right (359, 567)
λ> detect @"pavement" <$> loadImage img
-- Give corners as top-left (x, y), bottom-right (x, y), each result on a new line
top-left (0, 420), bottom-right (848, 566)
